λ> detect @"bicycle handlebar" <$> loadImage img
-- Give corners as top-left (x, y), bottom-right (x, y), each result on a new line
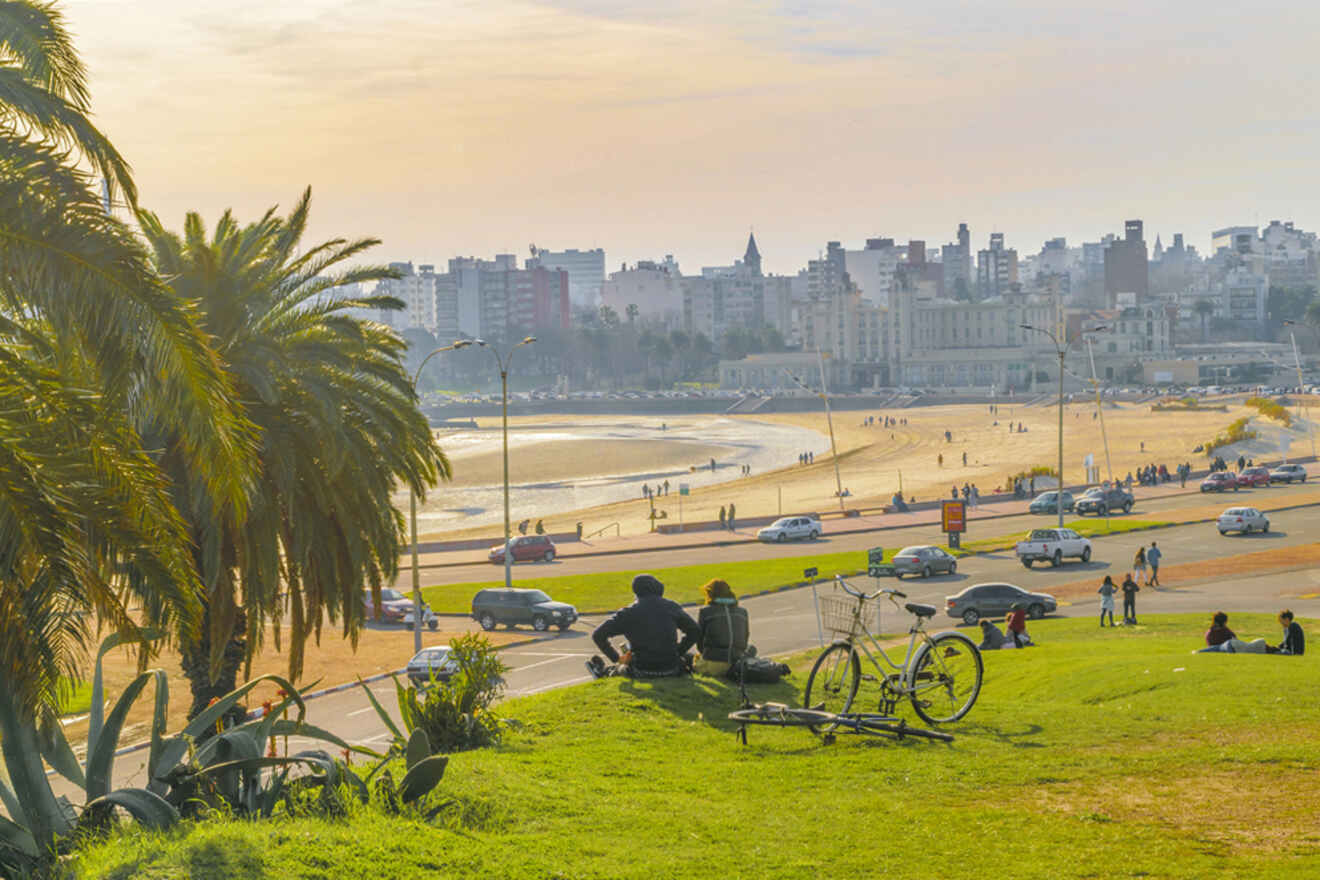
top-left (833, 574), bottom-right (906, 601)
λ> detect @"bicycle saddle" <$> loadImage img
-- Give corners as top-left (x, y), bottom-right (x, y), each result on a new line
top-left (905, 602), bottom-right (937, 618)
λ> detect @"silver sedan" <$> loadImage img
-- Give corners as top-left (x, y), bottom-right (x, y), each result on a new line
top-left (1217, 507), bottom-right (1269, 535)
top-left (891, 545), bottom-right (958, 578)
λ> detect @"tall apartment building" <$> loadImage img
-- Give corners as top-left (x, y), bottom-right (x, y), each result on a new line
top-left (599, 260), bottom-right (684, 325)
top-left (375, 262), bottom-right (436, 331)
top-left (682, 234), bottom-right (766, 345)
top-left (976, 232), bottom-right (1019, 298)
top-left (1104, 219), bottom-right (1149, 307)
top-left (844, 237), bottom-right (901, 309)
top-left (940, 223), bottom-right (973, 299)
top-left (528, 247), bottom-right (605, 305)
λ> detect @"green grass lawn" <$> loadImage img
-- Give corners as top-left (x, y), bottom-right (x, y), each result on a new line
top-left (72, 614), bottom-right (1320, 879)
top-left (425, 520), bottom-right (1172, 615)
top-left (423, 548), bottom-right (896, 614)
top-left (59, 677), bottom-right (93, 715)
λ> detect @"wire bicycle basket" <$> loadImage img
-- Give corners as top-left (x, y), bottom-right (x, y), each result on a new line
top-left (816, 590), bottom-right (871, 639)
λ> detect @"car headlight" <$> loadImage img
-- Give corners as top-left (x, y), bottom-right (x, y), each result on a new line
top-left (551, 611), bottom-right (562, 617)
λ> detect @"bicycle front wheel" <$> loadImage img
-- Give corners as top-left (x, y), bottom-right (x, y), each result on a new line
top-left (728, 706), bottom-right (837, 727)
top-left (804, 643), bottom-right (860, 726)
top-left (907, 632), bottom-right (982, 724)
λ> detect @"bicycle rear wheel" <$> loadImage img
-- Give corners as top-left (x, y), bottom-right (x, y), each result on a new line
top-left (804, 643), bottom-right (860, 730)
top-left (907, 632), bottom-right (982, 724)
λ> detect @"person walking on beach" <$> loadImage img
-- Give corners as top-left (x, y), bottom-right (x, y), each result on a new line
top-left (1146, 541), bottom-right (1162, 587)
top-left (663, 479), bottom-right (669, 496)
top-left (1098, 576), bottom-right (1117, 627)
top-left (727, 503), bottom-right (736, 531)
top-left (951, 486), bottom-right (958, 500)
top-left (962, 451), bottom-right (968, 466)
top-left (938, 453), bottom-right (944, 468)
top-left (1121, 573), bottom-right (1140, 625)
top-left (718, 506), bottom-right (726, 529)
top-left (1132, 545), bottom-right (1147, 586)
top-left (970, 484), bottom-right (980, 508)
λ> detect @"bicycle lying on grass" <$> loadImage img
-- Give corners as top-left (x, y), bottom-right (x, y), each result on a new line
top-left (806, 575), bottom-right (983, 727)
top-left (727, 575), bottom-right (978, 745)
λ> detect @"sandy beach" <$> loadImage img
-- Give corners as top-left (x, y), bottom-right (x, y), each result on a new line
top-left (413, 400), bottom-right (1314, 541)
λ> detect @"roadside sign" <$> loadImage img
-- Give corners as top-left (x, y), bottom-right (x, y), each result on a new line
top-left (803, 567), bottom-right (819, 579)
top-left (867, 547), bottom-right (887, 578)
top-left (678, 484), bottom-right (690, 496)
top-left (941, 500), bottom-right (966, 533)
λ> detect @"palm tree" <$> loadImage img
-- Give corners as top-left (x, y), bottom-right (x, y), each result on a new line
top-left (1194, 299), bottom-right (1214, 344)
top-left (625, 303), bottom-right (639, 324)
top-left (1, 2), bottom-right (251, 724)
top-left (0, 0), bottom-right (136, 200)
top-left (138, 190), bottom-right (450, 717)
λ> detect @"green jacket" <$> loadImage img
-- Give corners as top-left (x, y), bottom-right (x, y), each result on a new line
top-left (697, 599), bottom-right (749, 663)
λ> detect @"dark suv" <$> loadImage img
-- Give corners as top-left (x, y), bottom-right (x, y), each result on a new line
top-left (471, 588), bottom-right (578, 633)
top-left (1075, 486), bottom-right (1133, 516)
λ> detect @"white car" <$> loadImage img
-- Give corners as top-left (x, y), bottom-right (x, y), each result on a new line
top-left (1217, 507), bottom-right (1269, 535)
top-left (406, 647), bottom-right (459, 687)
top-left (756, 516), bottom-right (821, 543)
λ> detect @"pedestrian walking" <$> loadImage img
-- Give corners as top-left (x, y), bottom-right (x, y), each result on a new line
top-left (1121, 573), bottom-right (1140, 624)
top-left (727, 503), bottom-right (736, 531)
top-left (809, 452), bottom-right (814, 464)
top-left (962, 451), bottom-right (968, 466)
top-left (1179, 463), bottom-right (1187, 488)
top-left (535, 519), bottom-right (545, 535)
top-left (1133, 545), bottom-right (1147, 586)
top-left (663, 479), bottom-right (670, 495)
top-left (1146, 541), bottom-right (1162, 587)
top-left (718, 506), bottom-right (726, 529)
top-left (1097, 576), bottom-right (1117, 627)
top-left (938, 453), bottom-right (944, 468)
top-left (1237, 455), bottom-right (1245, 473)
top-left (951, 486), bottom-right (958, 500)
top-left (970, 484), bottom-right (980, 508)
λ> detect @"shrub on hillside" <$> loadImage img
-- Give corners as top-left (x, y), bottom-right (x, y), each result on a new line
top-left (1004, 465), bottom-right (1056, 492)
top-left (1205, 417), bottom-right (1258, 455)
top-left (408, 634), bottom-right (508, 753)
top-left (1245, 396), bottom-right (1293, 426)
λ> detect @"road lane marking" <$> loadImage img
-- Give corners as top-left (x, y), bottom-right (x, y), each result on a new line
top-left (510, 655), bottom-right (579, 673)
top-left (513, 675), bottom-right (592, 696)
top-left (347, 706), bottom-right (376, 717)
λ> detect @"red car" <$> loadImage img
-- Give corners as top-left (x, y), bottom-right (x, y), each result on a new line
top-left (1199, 472), bottom-right (1239, 493)
top-left (488, 535), bottom-right (557, 565)
top-left (1236, 466), bottom-right (1270, 488)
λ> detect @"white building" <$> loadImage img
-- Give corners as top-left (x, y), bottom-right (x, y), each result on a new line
top-left (600, 260), bottom-right (684, 325)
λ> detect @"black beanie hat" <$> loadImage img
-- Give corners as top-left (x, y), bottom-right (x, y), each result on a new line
top-left (632, 574), bottom-right (663, 597)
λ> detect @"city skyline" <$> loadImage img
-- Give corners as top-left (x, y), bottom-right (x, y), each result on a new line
top-left (66, 0), bottom-right (1320, 273)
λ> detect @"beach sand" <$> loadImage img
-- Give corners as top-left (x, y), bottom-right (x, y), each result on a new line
top-left (416, 402), bottom-right (1306, 541)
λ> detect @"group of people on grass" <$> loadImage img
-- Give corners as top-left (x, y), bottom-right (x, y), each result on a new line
top-left (1196, 609), bottom-right (1305, 655)
top-left (585, 574), bottom-right (789, 683)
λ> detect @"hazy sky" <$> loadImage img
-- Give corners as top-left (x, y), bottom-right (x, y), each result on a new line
top-left (66, 0), bottom-right (1320, 274)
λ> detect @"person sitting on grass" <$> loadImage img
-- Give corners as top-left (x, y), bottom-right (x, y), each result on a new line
top-left (586, 574), bottom-right (700, 679)
top-left (1267, 609), bottom-right (1305, 656)
top-left (694, 579), bottom-right (748, 677)
top-left (977, 618), bottom-right (1006, 650)
top-left (1005, 604), bottom-right (1033, 648)
top-left (1197, 611), bottom-right (1270, 654)
top-left (1204, 611), bottom-right (1235, 647)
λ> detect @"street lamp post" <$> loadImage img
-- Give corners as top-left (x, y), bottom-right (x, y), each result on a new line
top-left (472, 336), bottom-right (537, 590)
top-left (1281, 321), bottom-right (1316, 460)
top-left (1021, 323), bottom-right (1108, 529)
top-left (409, 340), bottom-right (473, 652)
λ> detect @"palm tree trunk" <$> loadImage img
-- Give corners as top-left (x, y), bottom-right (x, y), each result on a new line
top-left (179, 603), bottom-right (248, 725)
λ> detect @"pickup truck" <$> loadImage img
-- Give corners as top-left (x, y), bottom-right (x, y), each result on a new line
top-left (1014, 528), bottom-right (1092, 568)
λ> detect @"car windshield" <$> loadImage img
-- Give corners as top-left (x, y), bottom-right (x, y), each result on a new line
top-left (1223, 509), bottom-right (1246, 516)
top-left (1081, 488), bottom-right (1102, 497)
top-left (378, 589), bottom-right (405, 602)
top-left (771, 518), bottom-right (793, 527)
top-left (415, 649), bottom-right (450, 663)
top-left (896, 546), bottom-right (927, 556)
top-left (1028, 530), bottom-right (1056, 540)
top-left (524, 590), bottom-right (552, 604)
top-left (1037, 492), bottom-right (1057, 501)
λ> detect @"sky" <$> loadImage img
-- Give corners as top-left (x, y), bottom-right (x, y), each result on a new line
top-left (65, 0), bottom-right (1320, 275)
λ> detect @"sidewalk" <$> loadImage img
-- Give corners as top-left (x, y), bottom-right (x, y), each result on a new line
top-left (412, 458), bottom-right (1315, 570)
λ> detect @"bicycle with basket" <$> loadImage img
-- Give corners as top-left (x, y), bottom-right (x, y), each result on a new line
top-left (728, 573), bottom-right (982, 745)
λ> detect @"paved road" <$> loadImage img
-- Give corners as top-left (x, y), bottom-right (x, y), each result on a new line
top-left (65, 498), bottom-right (1320, 799)
top-left (423, 479), bottom-right (1319, 588)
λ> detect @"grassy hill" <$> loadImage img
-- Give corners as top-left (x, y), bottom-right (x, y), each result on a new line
top-left (70, 614), bottom-right (1320, 879)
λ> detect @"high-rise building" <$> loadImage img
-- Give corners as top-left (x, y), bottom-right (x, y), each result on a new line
top-left (528, 247), bottom-right (605, 306)
top-left (1103, 219), bottom-right (1149, 307)
top-left (940, 223), bottom-right (973, 300)
top-left (976, 232), bottom-right (1018, 298)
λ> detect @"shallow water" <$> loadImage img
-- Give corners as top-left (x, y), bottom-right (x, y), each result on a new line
top-left (415, 417), bottom-right (829, 531)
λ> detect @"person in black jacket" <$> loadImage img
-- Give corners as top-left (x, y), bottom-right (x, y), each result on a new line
top-left (1269, 609), bottom-right (1306, 656)
top-left (588, 574), bottom-right (700, 678)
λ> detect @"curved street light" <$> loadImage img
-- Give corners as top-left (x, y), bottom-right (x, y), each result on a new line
top-left (407, 340), bottom-right (473, 651)
top-left (1280, 321), bottom-right (1316, 461)
top-left (471, 336), bottom-right (537, 590)
top-left (1020, 323), bottom-right (1108, 529)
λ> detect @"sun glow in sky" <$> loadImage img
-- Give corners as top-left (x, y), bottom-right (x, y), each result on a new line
top-left (66, 0), bottom-right (1320, 272)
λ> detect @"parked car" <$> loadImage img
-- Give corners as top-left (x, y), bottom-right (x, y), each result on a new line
top-left (1014, 528), bottom-right (1092, 568)
top-left (1237, 466), bottom-right (1271, 488)
top-left (363, 588), bottom-right (439, 630)
top-left (1200, 472), bottom-right (1239, 493)
top-left (891, 545), bottom-right (958, 579)
top-left (1269, 464), bottom-right (1308, 484)
top-left (1075, 486), bottom-right (1133, 516)
top-left (406, 647), bottom-right (459, 686)
top-left (756, 516), bottom-right (821, 543)
top-left (1217, 507), bottom-right (1269, 535)
top-left (1028, 490), bottom-right (1074, 515)
top-left (488, 535), bottom-right (557, 564)
top-left (945, 583), bottom-right (1057, 625)
top-left (471, 588), bottom-right (578, 632)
